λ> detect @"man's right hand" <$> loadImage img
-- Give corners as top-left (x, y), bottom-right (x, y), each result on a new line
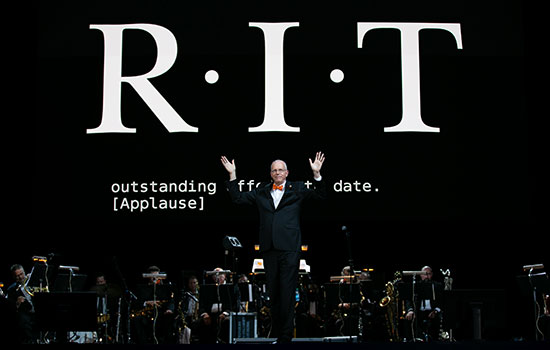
top-left (16, 296), bottom-right (25, 308)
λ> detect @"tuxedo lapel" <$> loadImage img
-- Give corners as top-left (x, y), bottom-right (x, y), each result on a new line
top-left (277, 181), bottom-right (294, 209)
top-left (262, 183), bottom-right (276, 210)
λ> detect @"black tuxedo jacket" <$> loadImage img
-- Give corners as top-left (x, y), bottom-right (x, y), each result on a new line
top-left (226, 178), bottom-right (327, 252)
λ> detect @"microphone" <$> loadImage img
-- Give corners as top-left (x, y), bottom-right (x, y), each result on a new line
top-left (342, 225), bottom-right (354, 268)
top-left (342, 226), bottom-right (351, 241)
top-left (342, 226), bottom-right (350, 237)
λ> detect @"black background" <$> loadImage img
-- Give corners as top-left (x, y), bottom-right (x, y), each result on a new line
top-left (19, 0), bottom-right (545, 341)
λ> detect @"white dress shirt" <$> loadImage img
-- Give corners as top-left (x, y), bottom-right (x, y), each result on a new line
top-left (271, 181), bottom-right (286, 209)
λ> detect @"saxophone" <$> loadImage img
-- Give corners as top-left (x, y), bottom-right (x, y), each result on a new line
top-left (379, 272), bottom-right (402, 342)
top-left (130, 299), bottom-right (170, 319)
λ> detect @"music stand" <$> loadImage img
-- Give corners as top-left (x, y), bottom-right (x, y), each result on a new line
top-left (52, 273), bottom-right (88, 292)
top-left (199, 284), bottom-right (239, 314)
top-left (34, 292), bottom-right (97, 343)
top-left (323, 283), bottom-right (361, 309)
top-left (135, 283), bottom-right (174, 302)
top-left (27, 260), bottom-right (49, 290)
top-left (396, 280), bottom-right (412, 302)
top-left (531, 274), bottom-right (550, 295)
top-left (237, 282), bottom-right (254, 305)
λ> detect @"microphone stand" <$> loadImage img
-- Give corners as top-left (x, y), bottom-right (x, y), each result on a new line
top-left (126, 290), bottom-right (137, 344)
top-left (412, 273), bottom-right (418, 342)
top-left (343, 226), bottom-right (355, 343)
top-left (528, 268), bottom-right (540, 341)
top-left (68, 267), bottom-right (74, 292)
top-left (112, 256), bottom-right (134, 344)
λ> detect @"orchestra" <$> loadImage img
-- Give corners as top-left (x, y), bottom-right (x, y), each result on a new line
top-left (2, 255), bottom-right (549, 344)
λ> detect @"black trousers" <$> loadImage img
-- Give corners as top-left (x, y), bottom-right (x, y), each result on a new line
top-left (262, 250), bottom-right (300, 342)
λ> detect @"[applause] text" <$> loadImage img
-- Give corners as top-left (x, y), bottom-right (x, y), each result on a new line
top-left (113, 196), bottom-right (204, 212)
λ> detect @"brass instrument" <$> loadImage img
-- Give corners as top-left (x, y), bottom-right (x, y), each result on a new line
top-left (193, 285), bottom-right (200, 321)
top-left (379, 281), bottom-right (394, 308)
top-left (16, 273), bottom-right (49, 297)
top-left (24, 285), bottom-right (50, 296)
top-left (16, 258), bottom-right (50, 297)
top-left (97, 313), bottom-right (111, 324)
top-left (130, 300), bottom-right (170, 319)
top-left (358, 282), bottom-right (367, 339)
top-left (379, 272), bottom-right (402, 342)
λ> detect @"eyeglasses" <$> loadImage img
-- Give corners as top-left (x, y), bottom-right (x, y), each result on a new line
top-left (271, 169), bottom-right (287, 174)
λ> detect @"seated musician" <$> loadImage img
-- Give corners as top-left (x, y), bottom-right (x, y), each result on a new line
top-left (194, 267), bottom-right (240, 343)
top-left (404, 266), bottom-right (443, 341)
top-left (326, 266), bottom-right (362, 337)
top-left (178, 275), bottom-right (200, 344)
top-left (89, 272), bottom-right (122, 343)
top-left (132, 266), bottom-right (176, 344)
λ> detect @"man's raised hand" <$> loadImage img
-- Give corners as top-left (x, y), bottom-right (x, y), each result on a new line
top-left (221, 156), bottom-right (237, 181)
top-left (309, 151), bottom-right (325, 178)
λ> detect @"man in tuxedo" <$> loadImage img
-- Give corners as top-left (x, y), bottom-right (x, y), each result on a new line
top-left (6, 264), bottom-right (38, 344)
top-left (404, 266), bottom-right (443, 341)
top-left (221, 152), bottom-right (326, 343)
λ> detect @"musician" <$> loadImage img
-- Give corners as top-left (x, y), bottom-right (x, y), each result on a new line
top-left (237, 274), bottom-right (249, 284)
top-left (179, 275), bottom-right (200, 343)
top-left (89, 272), bottom-right (122, 343)
top-left (182, 276), bottom-right (200, 325)
top-left (210, 267), bottom-right (227, 286)
top-left (405, 266), bottom-right (443, 341)
top-left (329, 266), bottom-right (362, 337)
top-left (6, 264), bottom-right (38, 344)
top-left (221, 152), bottom-right (326, 343)
top-left (194, 268), bottom-right (239, 343)
top-left (132, 266), bottom-right (176, 344)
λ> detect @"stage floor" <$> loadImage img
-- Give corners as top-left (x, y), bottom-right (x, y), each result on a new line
top-left (15, 340), bottom-right (550, 349)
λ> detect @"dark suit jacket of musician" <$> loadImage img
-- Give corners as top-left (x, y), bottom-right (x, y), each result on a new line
top-left (226, 179), bottom-right (327, 252)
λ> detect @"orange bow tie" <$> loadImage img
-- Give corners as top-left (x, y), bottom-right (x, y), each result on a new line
top-left (273, 184), bottom-right (284, 191)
